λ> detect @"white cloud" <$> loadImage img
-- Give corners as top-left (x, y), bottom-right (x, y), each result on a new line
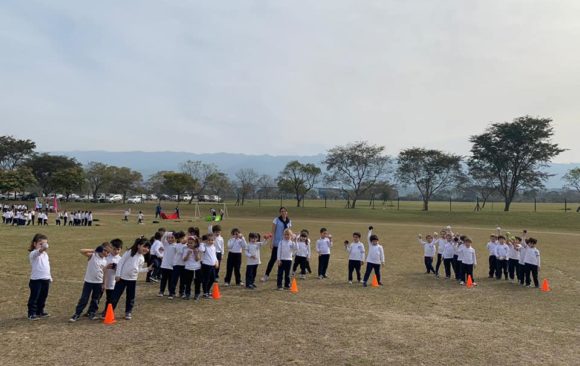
top-left (0, 0), bottom-right (579, 162)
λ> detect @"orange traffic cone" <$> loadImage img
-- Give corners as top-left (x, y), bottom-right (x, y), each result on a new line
top-left (212, 283), bottom-right (222, 299)
top-left (371, 274), bottom-right (379, 287)
top-left (103, 304), bottom-right (116, 325)
top-left (541, 279), bottom-right (551, 292)
top-left (466, 275), bottom-right (473, 288)
top-left (290, 278), bottom-right (299, 294)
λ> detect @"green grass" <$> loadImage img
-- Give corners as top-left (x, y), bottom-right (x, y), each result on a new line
top-left (0, 203), bottom-right (578, 365)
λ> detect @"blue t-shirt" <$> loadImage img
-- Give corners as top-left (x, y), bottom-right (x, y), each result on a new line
top-left (272, 216), bottom-right (292, 247)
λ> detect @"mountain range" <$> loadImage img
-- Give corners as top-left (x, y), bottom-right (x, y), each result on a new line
top-left (52, 150), bottom-right (578, 189)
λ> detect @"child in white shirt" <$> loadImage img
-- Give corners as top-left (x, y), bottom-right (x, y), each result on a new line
top-left (70, 244), bottom-right (109, 322)
top-left (27, 233), bottom-right (52, 320)
top-left (101, 239), bottom-right (123, 317)
top-left (277, 229), bottom-right (297, 290)
top-left (460, 237), bottom-right (477, 286)
top-left (183, 236), bottom-right (202, 300)
top-left (362, 231), bottom-right (385, 287)
top-left (345, 231), bottom-right (365, 284)
top-left (225, 228), bottom-right (247, 287)
top-left (417, 234), bottom-right (436, 275)
top-left (292, 231), bottom-right (311, 279)
top-left (316, 228), bottom-right (333, 279)
top-left (199, 234), bottom-right (218, 298)
top-left (523, 237), bottom-right (541, 288)
top-left (494, 235), bottom-right (509, 280)
top-left (245, 233), bottom-right (268, 289)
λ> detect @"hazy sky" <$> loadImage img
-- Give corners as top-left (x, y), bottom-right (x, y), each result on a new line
top-left (1, 0), bottom-right (579, 162)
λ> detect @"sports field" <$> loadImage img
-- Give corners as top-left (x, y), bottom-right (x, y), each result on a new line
top-left (1, 201), bottom-right (579, 366)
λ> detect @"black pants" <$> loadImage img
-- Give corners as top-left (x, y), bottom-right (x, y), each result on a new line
top-left (201, 264), bottom-right (216, 294)
top-left (517, 263), bottom-right (525, 284)
top-left (318, 254), bottom-right (330, 277)
top-left (508, 259), bottom-right (518, 280)
top-left (224, 252), bottom-right (242, 284)
top-left (27, 279), bottom-right (50, 317)
top-left (246, 264), bottom-right (258, 287)
top-left (148, 255), bottom-right (161, 280)
top-left (455, 260), bottom-right (463, 280)
top-left (305, 259), bottom-right (312, 274)
top-left (435, 253), bottom-right (443, 274)
top-left (496, 259), bottom-right (508, 279)
top-left (215, 252), bottom-right (222, 278)
top-left (169, 265), bottom-right (186, 296)
top-left (100, 289), bottom-right (114, 314)
top-left (264, 247), bottom-right (277, 277)
top-left (277, 260), bottom-right (292, 288)
top-left (488, 255), bottom-right (497, 277)
top-left (524, 263), bottom-right (539, 287)
top-left (63, 217), bottom-right (67, 225)
top-left (462, 263), bottom-right (474, 283)
top-left (348, 260), bottom-right (362, 281)
top-left (111, 279), bottom-right (136, 314)
top-left (183, 269), bottom-right (201, 297)
top-left (74, 282), bottom-right (102, 316)
top-left (159, 267), bottom-right (173, 294)
top-left (443, 258), bottom-right (453, 278)
top-left (292, 256), bottom-right (308, 275)
top-left (363, 263), bottom-right (381, 284)
top-left (424, 256), bottom-right (435, 274)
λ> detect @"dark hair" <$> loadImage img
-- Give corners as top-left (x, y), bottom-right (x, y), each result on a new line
top-left (353, 232), bottom-right (361, 238)
top-left (129, 237), bottom-right (150, 256)
top-left (515, 236), bottom-right (522, 241)
top-left (498, 235), bottom-right (506, 240)
top-left (320, 227), bottom-right (327, 233)
top-left (527, 237), bottom-right (538, 245)
top-left (459, 235), bottom-right (466, 241)
top-left (369, 234), bottom-right (379, 242)
top-left (110, 238), bottom-right (123, 249)
top-left (279, 207), bottom-right (287, 212)
top-left (453, 237), bottom-right (459, 242)
top-left (95, 245), bottom-right (106, 254)
top-left (344, 240), bottom-right (349, 245)
top-left (201, 233), bottom-right (214, 242)
top-left (28, 233), bottom-right (48, 252)
top-left (174, 231), bottom-right (186, 240)
top-left (157, 227), bottom-right (166, 233)
top-left (154, 231), bottom-right (163, 240)
top-left (212, 225), bottom-right (222, 233)
top-left (248, 232), bottom-right (259, 240)
top-left (188, 227), bottom-right (200, 237)
top-left (301, 229), bottom-right (309, 235)
top-left (231, 228), bottom-right (240, 235)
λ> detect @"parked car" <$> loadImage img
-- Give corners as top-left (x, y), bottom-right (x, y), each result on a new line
top-left (147, 194), bottom-right (158, 201)
top-left (181, 195), bottom-right (192, 202)
top-left (107, 194), bottom-right (123, 203)
top-left (198, 195), bottom-right (210, 202)
top-left (127, 196), bottom-right (142, 204)
top-left (208, 195), bottom-right (221, 202)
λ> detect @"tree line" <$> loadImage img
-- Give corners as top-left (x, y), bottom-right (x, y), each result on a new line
top-left (1, 116), bottom-right (577, 211)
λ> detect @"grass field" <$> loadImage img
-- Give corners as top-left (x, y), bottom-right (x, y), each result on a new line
top-left (0, 202), bottom-right (579, 365)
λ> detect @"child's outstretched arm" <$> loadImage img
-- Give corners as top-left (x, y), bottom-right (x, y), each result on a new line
top-left (79, 249), bottom-right (94, 258)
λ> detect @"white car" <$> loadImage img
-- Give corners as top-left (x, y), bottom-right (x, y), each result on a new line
top-left (107, 194), bottom-right (123, 203)
top-left (127, 196), bottom-right (142, 204)
top-left (181, 195), bottom-right (192, 202)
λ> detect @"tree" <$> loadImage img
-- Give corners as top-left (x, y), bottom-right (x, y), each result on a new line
top-left (0, 136), bottom-right (36, 170)
top-left (397, 148), bottom-right (464, 211)
top-left (162, 172), bottom-right (194, 202)
top-left (235, 168), bottom-right (259, 206)
top-left (85, 162), bottom-right (114, 199)
top-left (180, 160), bottom-right (220, 203)
top-left (466, 173), bottom-right (497, 211)
top-left (0, 167), bottom-right (36, 193)
top-left (469, 116), bottom-right (565, 211)
top-left (256, 174), bottom-right (276, 199)
top-left (25, 154), bottom-right (82, 195)
top-left (563, 167), bottom-right (580, 193)
top-left (277, 161), bottom-right (321, 207)
top-left (52, 167), bottom-right (85, 199)
top-left (323, 141), bottom-right (391, 208)
top-left (108, 167), bottom-right (143, 203)
top-left (205, 172), bottom-right (231, 198)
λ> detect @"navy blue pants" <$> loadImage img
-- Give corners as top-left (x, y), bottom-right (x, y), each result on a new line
top-left (27, 279), bottom-right (50, 317)
top-left (183, 269), bottom-right (201, 297)
top-left (201, 264), bottom-right (216, 294)
top-left (246, 264), bottom-right (258, 287)
top-left (348, 259), bottom-right (362, 281)
top-left (74, 282), bottom-right (102, 316)
top-left (277, 260), bottom-right (292, 288)
top-left (424, 256), bottom-right (435, 274)
top-left (292, 256), bottom-right (308, 275)
top-left (169, 265), bottom-right (186, 296)
top-left (488, 255), bottom-right (497, 277)
top-left (111, 279), bottom-right (136, 314)
top-left (318, 254), bottom-right (330, 277)
top-left (225, 252), bottom-right (242, 285)
top-left (363, 263), bottom-right (381, 284)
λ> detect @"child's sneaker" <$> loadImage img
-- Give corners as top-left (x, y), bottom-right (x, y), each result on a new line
top-left (239, 282), bottom-right (245, 286)
top-left (291, 271), bottom-right (296, 277)
top-left (459, 281), bottom-right (465, 285)
top-left (277, 287), bottom-right (284, 291)
top-left (299, 274), bottom-right (305, 280)
top-left (39, 312), bottom-right (50, 318)
top-left (348, 281), bottom-right (353, 284)
top-left (88, 313), bottom-right (98, 320)
top-left (224, 283), bottom-right (230, 287)
top-left (69, 314), bottom-right (80, 322)
top-left (378, 282), bottom-right (384, 286)
top-left (125, 313), bottom-right (132, 320)
top-left (28, 314), bottom-right (39, 321)
top-left (157, 293), bottom-right (164, 297)
top-left (193, 295), bottom-right (201, 301)
top-left (473, 282), bottom-right (478, 286)
top-left (168, 295), bottom-right (174, 300)
top-left (261, 275), bottom-right (268, 282)
top-left (362, 282), bottom-right (368, 287)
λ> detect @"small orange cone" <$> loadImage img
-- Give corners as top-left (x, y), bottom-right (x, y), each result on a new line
top-left (103, 304), bottom-right (116, 325)
top-left (371, 274), bottom-right (379, 287)
top-left (466, 275), bottom-right (473, 288)
top-left (290, 278), bottom-right (299, 294)
top-left (541, 279), bottom-right (551, 292)
top-left (212, 282), bottom-right (221, 299)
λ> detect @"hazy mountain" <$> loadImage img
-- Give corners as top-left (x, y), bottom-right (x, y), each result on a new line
top-left (51, 150), bottom-right (577, 189)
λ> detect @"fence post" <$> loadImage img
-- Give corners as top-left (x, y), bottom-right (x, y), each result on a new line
top-left (324, 196), bottom-right (327, 208)
top-left (534, 198), bottom-right (536, 213)
top-left (565, 199), bottom-right (567, 212)
top-left (280, 194), bottom-right (283, 207)
top-left (397, 197), bottom-right (400, 211)
top-left (449, 197), bottom-right (452, 212)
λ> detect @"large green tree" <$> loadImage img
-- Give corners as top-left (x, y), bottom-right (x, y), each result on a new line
top-left (180, 160), bottom-right (220, 204)
top-left (235, 168), bottom-right (259, 206)
top-left (0, 167), bottom-right (36, 193)
top-left (85, 162), bottom-right (114, 199)
top-left (468, 116), bottom-right (564, 211)
top-left (0, 136), bottom-right (36, 170)
top-left (563, 167), bottom-right (580, 193)
top-left (52, 167), bottom-right (85, 199)
top-left (277, 161), bottom-right (321, 207)
top-left (323, 141), bottom-right (391, 208)
top-left (108, 167), bottom-right (143, 203)
top-left (162, 172), bottom-right (194, 202)
top-left (25, 154), bottom-right (82, 195)
top-left (397, 148), bottom-right (464, 211)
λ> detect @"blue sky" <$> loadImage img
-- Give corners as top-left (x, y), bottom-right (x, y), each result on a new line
top-left (1, 0), bottom-right (579, 163)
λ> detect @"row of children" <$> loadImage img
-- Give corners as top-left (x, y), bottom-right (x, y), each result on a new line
top-left (4, 209), bottom-right (94, 226)
top-left (416, 226), bottom-right (542, 288)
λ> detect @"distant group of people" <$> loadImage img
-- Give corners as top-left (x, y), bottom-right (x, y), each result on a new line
top-left (2, 204), bottom-right (94, 227)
